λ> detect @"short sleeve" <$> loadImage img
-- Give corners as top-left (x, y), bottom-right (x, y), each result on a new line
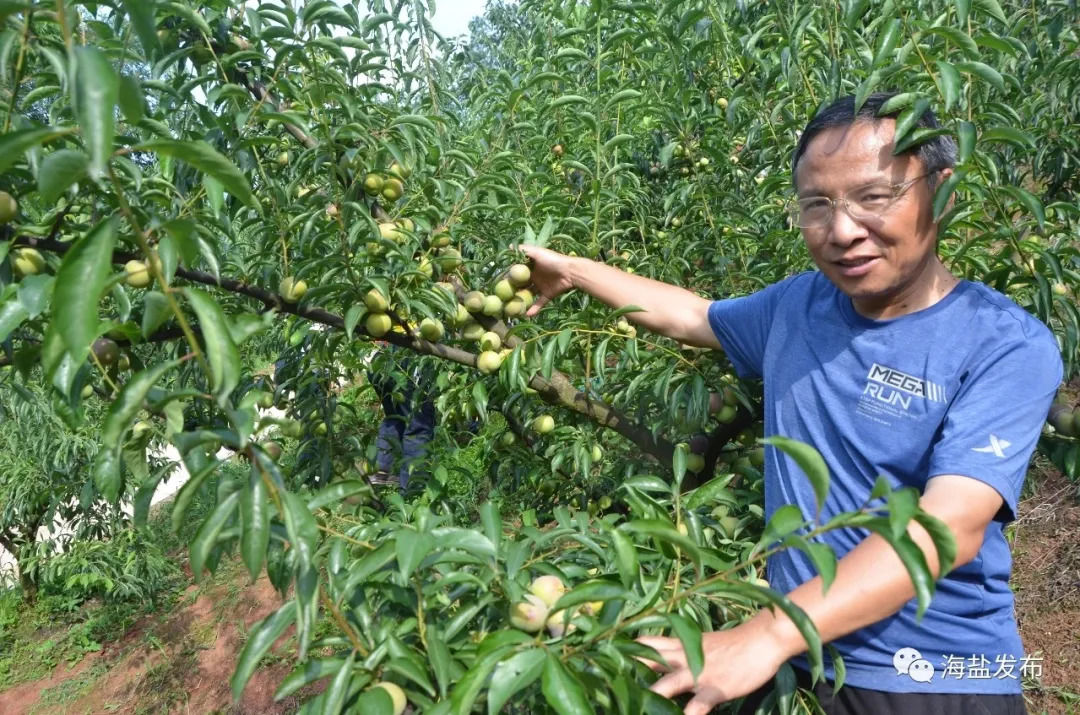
top-left (927, 331), bottom-right (1063, 521)
top-left (708, 275), bottom-right (800, 379)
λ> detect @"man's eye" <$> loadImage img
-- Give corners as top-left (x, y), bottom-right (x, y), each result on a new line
top-left (856, 191), bottom-right (891, 206)
top-left (801, 198), bottom-right (829, 210)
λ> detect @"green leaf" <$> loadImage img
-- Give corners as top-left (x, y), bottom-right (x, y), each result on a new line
top-left (321, 649), bottom-right (356, 715)
top-left (231, 601), bottom-right (296, 700)
top-left (762, 437), bottom-right (829, 517)
top-left (932, 168), bottom-right (966, 222)
top-left (391, 113), bottom-right (438, 132)
top-left (488, 648), bottom-right (545, 715)
top-left (281, 490), bottom-right (319, 571)
top-left (863, 517), bottom-right (937, 618)
top-left (611, 528), bottom-right (638, 589)
top-left (872, 18), bottom-right (901, 67)
top-left (972, 0), bottom-right (1007, 23)
top-left (54, 218), bottom-right (116, 361)
top-left (954, 61), bottom-right (1005, 93)
top-left (913, 510), bottom-right (957, 578)
top-left (185, 288), bottom-right (240, 405)
top-left (139, 140), bottom-right (258, 208)
top-left (759, 504), bottom-right (806, 549)
top-left (979, 126), bottom-right (1036, 150)
top-left (954, 0), bottom-right (971, 24)
top-left (553, 580), bottom-right (628, 613)
top-left (241, 466), bottom-right (270, 580)
top-left (892, 97), bottom-right (931, 147)
top-left (0, 301), bottom-right (28, 342)
top-left (38, 149), bottom-right (88, 204)
top-left (550, 95), bottom-right (589, 109)
top-left (102, 360), bottom-right (176, 445)
top-left (1000, 185), bottom-right (1045, 230)
top-left (307, 480), bottom-right (372, 511)
top-left (141, 291), bottom-right (171, 338)
top-left (275, 658), bottom-right (348, 701)
top-left (395, 527), bottom-right (435, 580)
top-left (887, 488), bottom-right (919, 540)
top-left (666, 613), bottom-right (704, 681)
top-left (0, 127), bottom-right (72, 175)
top-left (541, 653), bottom-right (595, 715)
top-left (934, 60), bottom-right (961, 113)
top-left (190, 490), bottom-right (240, 581)
top-left (120, 0), bottom-right (160, 58)
top-left (74, 46), bottom-right (118, 180)
top-left (956, 121), bottom-right (976, 163)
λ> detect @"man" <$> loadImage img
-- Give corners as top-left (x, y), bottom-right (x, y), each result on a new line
top-left (521, 93), bottom-right (1062, 715)
top-left (366, 343), bottom-right (437, 490)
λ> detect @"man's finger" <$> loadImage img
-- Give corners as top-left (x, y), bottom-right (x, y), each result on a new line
top-left (649, 667), bottom-right (695, 700)
top-left (684, 690), bottom-right (727, 715)
top-left (525, 294), bottom-right (549, 317)
top-left (636, 637), bottom-right (687, 671)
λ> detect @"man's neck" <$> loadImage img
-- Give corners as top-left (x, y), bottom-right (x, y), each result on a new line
top-left (851, 258), bottom-right (960, 321)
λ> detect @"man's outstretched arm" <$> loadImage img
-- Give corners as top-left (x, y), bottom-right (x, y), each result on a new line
top-left (638, 474), bottom-right (1004, 715)
top-left (521, 244), bottom-right (722, 349)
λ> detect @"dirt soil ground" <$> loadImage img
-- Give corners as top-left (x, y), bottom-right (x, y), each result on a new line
top-left (0, 566), bottom-right (302, 715)
top-left (1013, 462), bottom-right (1080, 715)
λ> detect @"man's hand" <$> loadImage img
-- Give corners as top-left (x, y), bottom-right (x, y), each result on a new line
top-left (520, 244), bottom-right (578, 316)
top-left (638, 611), bottom-right (793, 715)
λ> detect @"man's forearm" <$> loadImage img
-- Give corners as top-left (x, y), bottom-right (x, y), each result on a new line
top-left (565, 257), bottom-right (716, 346)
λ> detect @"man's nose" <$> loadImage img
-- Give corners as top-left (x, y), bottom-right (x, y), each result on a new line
top-left (827, 201), bottom-right (869, 245)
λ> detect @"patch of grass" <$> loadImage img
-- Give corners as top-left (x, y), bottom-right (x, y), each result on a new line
top-left (29, 660), bottom-right (109, 713)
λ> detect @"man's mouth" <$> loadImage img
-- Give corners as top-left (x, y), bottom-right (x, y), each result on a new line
top-left (833, 256), bottom-right (880, 276)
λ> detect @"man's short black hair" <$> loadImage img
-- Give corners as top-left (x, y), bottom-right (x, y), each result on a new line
top-left (791, 92), bottom-right (957, 190)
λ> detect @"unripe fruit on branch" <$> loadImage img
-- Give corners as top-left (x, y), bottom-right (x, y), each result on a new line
top-left (532, 415), bottom-right (555, 434)
top-left (480, 331), bottom-right (501, 352)
top-left (1052, 282), bottom-right (1068, 296)
top-left (117, 354), bottom-right (130, 371)
top-left (364, 289), bottom-right (389, 313)
top-left (397, 217), bottom-right (415, 232)
top-left (0, 191), bottom-right (17, 224)
top-left (515, 289), bottom-right (534, 307)
top-left (416, 258), bottom-right (433, 279)
top-left (552, 144), bottom-right (564, 156)
top-left (716, 97), bottom-right (729, 109)
top-left (499, 432), bottom-right (515, 447)
top-left (685, 453), bottom-right (705, 473)
top-left (124, 259), bottom-right (153, 288)
top-left (462, 322), bottom-right (485, 341)
top-left (371, 682), bottom-right (407, 715)
top-left (325, 203), bottom-right (339, 218)
top-left (363, 173), bottom-right (384, 196)
top-left (503, 297), bottom-right (525, 318)
top-left (430, 229), bottom-right (451, 248)
top-left (366, 313), bottom-right (392, 337)
top-left (1049, 403), bottom-right (1075, 436)
top-left (12, 247), bottom-right (45, 277)
top-left (378, 222), bottom-right (403, 242)
top-left (131, 420), bottom-right (153, 440)
top-left (91, 338), bottom-right (120, 366)
top-left (381, 178), bottom-right (404, 201)
top-left (388, 162), bottom-right (412, 180)
top-left (546, 609), bottom-right (576, 637)
top-left (419, 318), bottom-right (444, 341)
top-left (509, 594), bottom-right (549, 633)
top-left (482, 295), bottom-right (503, 317)
top-left (436, 247), bottom-right (462, 271)
top-left (452, 304), bottom-right (471, 326)
top-left (275, 151), bottom-right (290, 167)
top-left (508, 263), bottom-right (531, 287)
top-left (278, 276), bottom-right (307, 302)
top-left (463, 291), bottom-right (485, 313)
top-left (716, 404), bottom-right (737, 423)
top-left (494, 279), bottom-right (515, 302)
top-left (529, 574), bottom-right (567, 607)
top-left (477, 350), bottom-right (502, 374)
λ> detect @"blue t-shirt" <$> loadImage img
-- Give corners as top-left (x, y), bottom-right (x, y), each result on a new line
top-left (708, 271), bottom-right (1062, 694)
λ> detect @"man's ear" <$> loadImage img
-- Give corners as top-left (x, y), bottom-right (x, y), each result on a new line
top-left (933, 167), bottom-right (956, 217)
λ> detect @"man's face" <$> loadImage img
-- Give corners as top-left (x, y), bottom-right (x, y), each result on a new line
top-left (793, 119), bottom-right (948, 315)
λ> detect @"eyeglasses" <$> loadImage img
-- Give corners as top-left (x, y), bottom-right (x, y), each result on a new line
top-left (786, 171), bottom-right (938, 229)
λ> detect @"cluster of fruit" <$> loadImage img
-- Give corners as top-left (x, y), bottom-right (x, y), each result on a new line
top-left (1049, 400), bottom-right (1080, 437)
top-left (362, 161), bottom-right (410, 204)
top-left (508, 574), bottom-right (603, 637)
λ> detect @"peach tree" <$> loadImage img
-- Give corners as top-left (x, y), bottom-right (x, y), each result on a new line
top-left (0, 0), bottom-right (1077, 712)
